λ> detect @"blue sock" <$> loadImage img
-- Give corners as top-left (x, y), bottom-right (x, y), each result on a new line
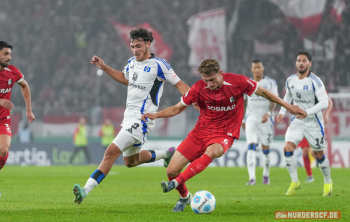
top-left (147, 150), bottom-right (156, 163)
top-left (284, 151), bottom-right (294, 157)
top-left (317, 155), bottom-right (325, 164)
top-left (263, 149), bottom-right (270, 155)
top-left (91, 169), bottom-right (105, 184)
top-left (248, 144), bottom-right (257, 151)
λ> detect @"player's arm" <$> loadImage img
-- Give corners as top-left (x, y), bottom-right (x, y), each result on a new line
top-left (173, 79), bottom-right (200, 111)
top-left (296, 81), bottom-right (329, 120)
top-left (323, 97), bottom-right (333, 124)
top-left (255, 85), bottom-right (305, 117)
top-left (242, 95), bottom-right (247, 130)
top-left (141, 101), bottom-right (187, 121)
top-left (17, 79), bottom-right (35, 123)
top-left (90, 55), bottom-right (128, 85)
top-left (262, 102), bottom-right (276, 123)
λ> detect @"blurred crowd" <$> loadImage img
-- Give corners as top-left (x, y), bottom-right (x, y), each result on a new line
top-left (1, 0), bottom-right (349, 117)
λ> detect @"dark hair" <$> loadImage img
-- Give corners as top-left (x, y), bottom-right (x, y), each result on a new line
top-left (0, 41), bottom-right (13, 51)
top-left (129, 28), bottom-right (154, 43)
top-left (297, 51), bottom-right (312, 62)
top-left (198, 59), bottom-right (220, 76)
top-left (252, 59), bottom-right (261, 63)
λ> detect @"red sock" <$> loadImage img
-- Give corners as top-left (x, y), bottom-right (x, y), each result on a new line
top-left (176, 154), bottom-right (212, 185)
top-left (303, 155), bottom-right (312, 176)
top-left (0, 152), bottom-right (9, 170)
top-left (168, 175), bottom-right (188, 197)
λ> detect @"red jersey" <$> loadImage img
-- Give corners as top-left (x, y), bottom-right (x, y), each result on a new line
top-left (0, 65), bottom-right (24, 120)
top-left (181, 73), bottom-right (258, 139)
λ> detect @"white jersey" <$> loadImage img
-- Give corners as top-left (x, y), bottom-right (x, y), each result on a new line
top-left (122, 54), bottom-right (180, 126)
top-left (245, 76), bottom-right (278, 124)
top-left (285, 72), bottom-right (328, 130)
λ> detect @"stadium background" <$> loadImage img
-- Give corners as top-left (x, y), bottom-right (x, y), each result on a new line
top-left (1, 0), bottom-right (350, 167)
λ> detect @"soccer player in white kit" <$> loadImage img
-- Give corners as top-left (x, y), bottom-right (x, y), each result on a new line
top-left (276, 51), bottom-right (332, 196)
top-left (72, 28), bottom-right (193, 204)
top-left (243, 60), bottom-right (278, 185)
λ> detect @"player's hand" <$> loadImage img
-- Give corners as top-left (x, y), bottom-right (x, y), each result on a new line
top-left (141, 113), bottom-right (156, 121)
top-left (261, 114), bottom-right (269, 123)
top-left (0, 99), bottom-right (14, 110)
top-left (276, 114), bottom-right (284, 123)
top-left (192, 102), bottom-right (200, 111)
top-left (27, 111), bottom-right (35, 123)
top-left (241, 122), bottom-right (245, 130)
top-left (288, 105), bottom-right (306, 117)
top-left (296, 109), bottom-right (308, 120)
top-left (90, 55), bottom-right (106, 70)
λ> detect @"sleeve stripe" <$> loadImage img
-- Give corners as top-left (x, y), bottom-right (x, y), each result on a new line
top-left (16, 78), bottom-right (24, 83)
top-left (181, 97), bottom-right (190, 106)
top-left (153, 57), bottom-right (171, 70)
top-left (248, 82), bottom-right (258, 96)
top-left (309, 74), bottom-right (322, 87)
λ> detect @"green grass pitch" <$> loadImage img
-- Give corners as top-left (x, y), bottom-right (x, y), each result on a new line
top-left (0, 166), bottom-right (349, 221)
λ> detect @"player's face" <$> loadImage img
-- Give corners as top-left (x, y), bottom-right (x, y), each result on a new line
top-left (251, 62), bottom-right (264, 77)
top-left (296, 55), bottom-right (311, 74)
top-left (202, 71), bottom-right (223, 90)
top-left (0, 48), bottom-right (12, 68)
top-left (130, 39), bottom-right (150, 61)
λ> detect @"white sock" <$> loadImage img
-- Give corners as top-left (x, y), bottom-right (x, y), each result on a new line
top-left (154, 150), bottom-right (167, 161)
top-left (263, 153), bottom-right (270, 177)
top-left (172, 179), bottom-right (179, 188)
top-left (319, 158), bottom-right (332, 184)
top-left (83, 178), bottom-right (98, 195)
top-left (247, 150), bottom-right (256, 180)
top-left (285, 156), bottom-right (298, 183)
top-left (180, 192), bottom-right (190, 199)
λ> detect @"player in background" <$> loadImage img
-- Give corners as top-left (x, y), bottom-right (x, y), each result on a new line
top-left (242, 60), bottom-right (278, 185)
top-left (142, 59), bottom-right (305, 212)
top-left (0, 41), bottom-right (35, 171)
top-left (72, 28), bottom-right (195, 205)
top-left (276, 51), bottom-right (333, 196)
top-left (298, 96), bottom-right (333, 183)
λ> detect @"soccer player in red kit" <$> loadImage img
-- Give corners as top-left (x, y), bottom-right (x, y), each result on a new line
top-left (141, 59), bottom-right (306, 212)
top-left (0, 41), bottom-right (35, 171)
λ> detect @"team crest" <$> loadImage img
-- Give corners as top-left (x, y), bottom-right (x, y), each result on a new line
top-left (296, 92), bottom-right (301, 98)
top-left (223, 139), bottom-right (229, 145)
top-left (303, 85), bottom-right (308, 90)
top-left (230, 96), bottom-right (235, 103)
top-left (132, 73), bottom-right (138, 82)
top-left (8, 79), bottom-right (12, 85)
top-left (291, 85), bottom-right (294, 89)
top-left (144, 66), bottom-right (151, 72)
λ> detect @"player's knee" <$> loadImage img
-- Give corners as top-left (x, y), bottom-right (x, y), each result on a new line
top-left (124, 160), bottom-right (137, 168)
top-left (0, 145), bottom-right (9, 156)
top-left (166, 167), bottom-right (179, 177)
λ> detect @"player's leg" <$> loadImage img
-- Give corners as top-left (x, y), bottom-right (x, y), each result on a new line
top-left (305, 130), bottom-right (332, 196)
top-left (0, 134), bottom-right (11, 171)
top-left (73, 132), bottom-right (128, 205)
top-left (123, 146), bottom-right (175, 168)
top-left (164, 151), bottom-right (191, 212)
top-left (259, 121), bottom-right (273, 185)
top-left (301, 146), bottom-right (314, 182)
top-left (245, 123), bottom-right (258, 185)
top-left (284, 123), bottom-right (303, 195)
top-left (166, 136), bottom-right (234, 192)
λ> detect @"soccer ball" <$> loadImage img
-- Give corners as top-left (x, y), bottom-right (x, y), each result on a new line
top-left (191, 190), bottom-right (216, 214)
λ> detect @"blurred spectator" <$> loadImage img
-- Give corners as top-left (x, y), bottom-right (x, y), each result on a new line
top-left (18, 121), bottom-right (33, 143)
top-left (99, 118), bottom-right (115, 150)
top-left (69, 117), bottom-right (91, 164)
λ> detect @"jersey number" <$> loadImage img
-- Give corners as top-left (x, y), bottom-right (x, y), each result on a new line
top-left (126, 123), bottom-right (139, 134)
top-left (315, 137), bottom-right (324, 148)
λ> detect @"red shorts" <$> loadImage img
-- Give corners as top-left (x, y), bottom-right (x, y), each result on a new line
top-left (177, 130), bottom-right (234, 163)
top-left (0, 120), bottom-right (11, 137)
top-left (298, 138), bottom-right (309, 147)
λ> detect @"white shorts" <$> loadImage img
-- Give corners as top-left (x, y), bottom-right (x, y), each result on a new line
top-left (112, 130), bottom-right (144, 157)
top-left (285, 121), bottom-right (326, 151)
top-left (121, 118), bottom-right (155, 142)
top-left (245, 120), bottom-right (274, 146)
